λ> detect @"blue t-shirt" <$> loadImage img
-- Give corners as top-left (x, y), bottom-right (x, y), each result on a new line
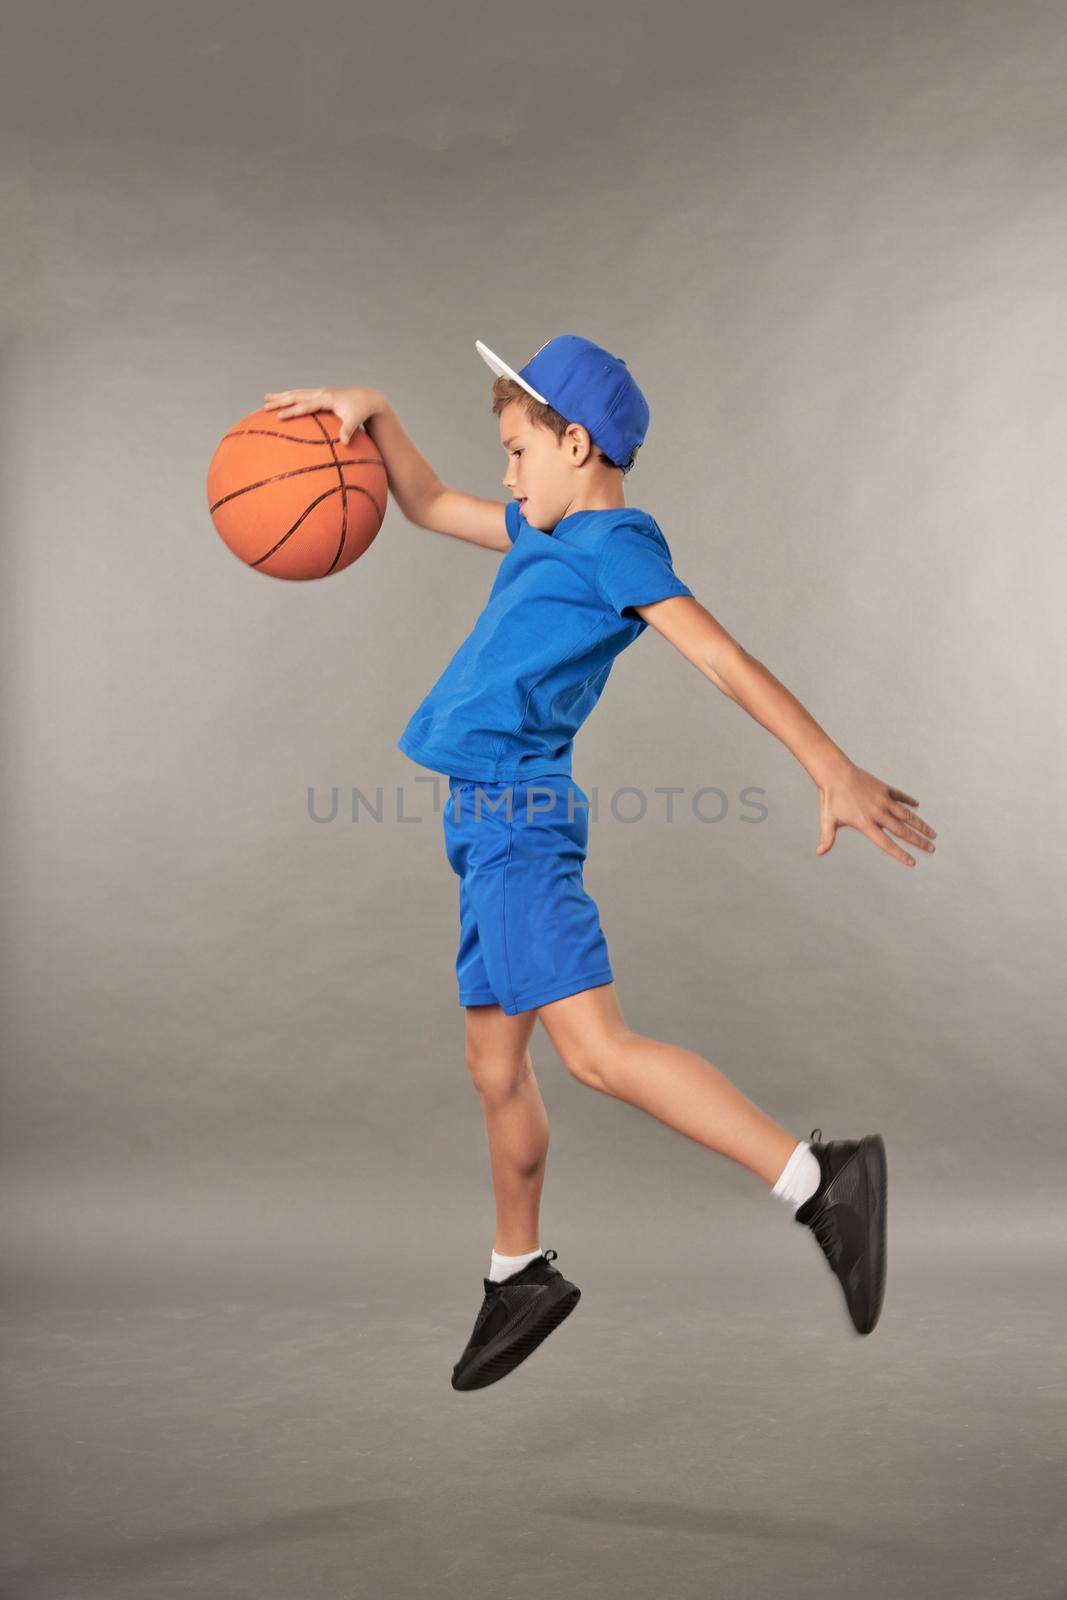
top-left (396, 500), bottom-right (694, 781)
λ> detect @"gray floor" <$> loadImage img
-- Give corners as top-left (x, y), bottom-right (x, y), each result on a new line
top-left (3, 1188), bottom-right (1065, 1600)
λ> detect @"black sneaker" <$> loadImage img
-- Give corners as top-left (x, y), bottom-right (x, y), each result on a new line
top-left (450, 1248), bottom-right (581, 1391)
top-left (794, 1128), bottom-right (887, 1336)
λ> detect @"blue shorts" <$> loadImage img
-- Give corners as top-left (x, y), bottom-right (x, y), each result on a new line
top-left (442, 773), bottom-right (614, 1015)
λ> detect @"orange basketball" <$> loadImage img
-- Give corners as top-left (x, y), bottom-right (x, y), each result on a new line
top-left (207, 407), bottom-right (388, 580)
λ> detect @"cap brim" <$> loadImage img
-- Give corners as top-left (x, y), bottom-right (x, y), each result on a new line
top-left (474, 339), bottom-right (549, 405)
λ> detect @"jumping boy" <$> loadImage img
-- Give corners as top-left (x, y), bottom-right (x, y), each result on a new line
top-left (262, 334), bottom-right (936, 1392)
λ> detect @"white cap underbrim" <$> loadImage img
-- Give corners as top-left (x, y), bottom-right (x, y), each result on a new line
top-left (475, 339), bottom-right (549, 405)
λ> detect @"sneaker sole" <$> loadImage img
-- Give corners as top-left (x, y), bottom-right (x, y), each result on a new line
top-left (451, 1281), bottom-right (581, 1391)
top-left (859, 1133), bottom-right (888, 1334)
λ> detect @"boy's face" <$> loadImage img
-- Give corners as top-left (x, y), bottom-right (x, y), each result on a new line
top-left (499, 401), bottom-right (583, 533)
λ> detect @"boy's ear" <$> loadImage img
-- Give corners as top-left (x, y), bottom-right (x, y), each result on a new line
top-left (564, 421), bottom-right (593, 460)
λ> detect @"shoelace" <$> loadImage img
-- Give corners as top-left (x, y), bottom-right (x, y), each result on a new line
top-left (472, 1297), bottom-right (496, 1332)
top-left (477, 1248), bottom-right (557, 1320)
top-left (804, 1131), bottom-right (841, 1267)
top-left (809, 1207), bottom-right (841, 1266)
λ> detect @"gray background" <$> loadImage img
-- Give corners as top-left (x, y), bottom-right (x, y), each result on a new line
top-left (2, 0), bottom-right (1065, 1596)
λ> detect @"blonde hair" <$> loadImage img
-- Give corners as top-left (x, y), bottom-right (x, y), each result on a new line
top-left (490, 377), bottom-right (637, 472)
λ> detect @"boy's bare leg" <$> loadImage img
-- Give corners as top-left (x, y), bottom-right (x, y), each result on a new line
top-left (537, 984), bottom-right (800, 1187)
top-left (464, 1003), bottom-right (547, 1254)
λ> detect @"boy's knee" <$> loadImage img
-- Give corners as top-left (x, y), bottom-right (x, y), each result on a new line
top-left (465, 1046), bottom-right (533, 1099)
top-left (556, 1034), bottom-right (625, 1093)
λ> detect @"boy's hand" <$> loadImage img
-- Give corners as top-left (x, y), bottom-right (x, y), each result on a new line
top-left (815, 760), bottom-right (937, 869)
top-left (261, 386), bottom-right (386, 446)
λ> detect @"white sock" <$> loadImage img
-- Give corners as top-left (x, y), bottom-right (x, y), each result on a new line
top-left (771, 1142), bottom-right (822, 1211)
top-left (489, 1246), bottom-right (543, 1282)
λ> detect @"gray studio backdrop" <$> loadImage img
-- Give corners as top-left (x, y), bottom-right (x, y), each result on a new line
top-left (2, 2), bottom-right (1065, 1597)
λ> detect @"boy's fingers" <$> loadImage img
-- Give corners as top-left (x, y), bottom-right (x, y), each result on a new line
top-left (887, 806), bottom-right (936, 846)
top-left (867, 823), bottom-right (915, 868)
top-left (895, 822), bottom-right (935, 850)
top-left (885, 814), bottom-right (935, 851)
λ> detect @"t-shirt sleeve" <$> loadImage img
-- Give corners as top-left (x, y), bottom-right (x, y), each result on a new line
top-left (595, 523), bottom-right (694, 617)
top-left (504, 498), bottom-right (522, 543)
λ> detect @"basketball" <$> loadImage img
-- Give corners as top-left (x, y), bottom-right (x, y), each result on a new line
top-left (207, 406), bottom-right (388, 581)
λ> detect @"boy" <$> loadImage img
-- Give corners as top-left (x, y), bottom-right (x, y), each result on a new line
top-left (262, 334), bottom-right (936, 1392)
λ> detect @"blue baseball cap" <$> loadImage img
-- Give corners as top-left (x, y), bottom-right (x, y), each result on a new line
top-left (475, 334), bottom-right (649, 474)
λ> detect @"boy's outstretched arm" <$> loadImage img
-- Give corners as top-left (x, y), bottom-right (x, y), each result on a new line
top-left (635, 595), bottom-right (937, 870)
